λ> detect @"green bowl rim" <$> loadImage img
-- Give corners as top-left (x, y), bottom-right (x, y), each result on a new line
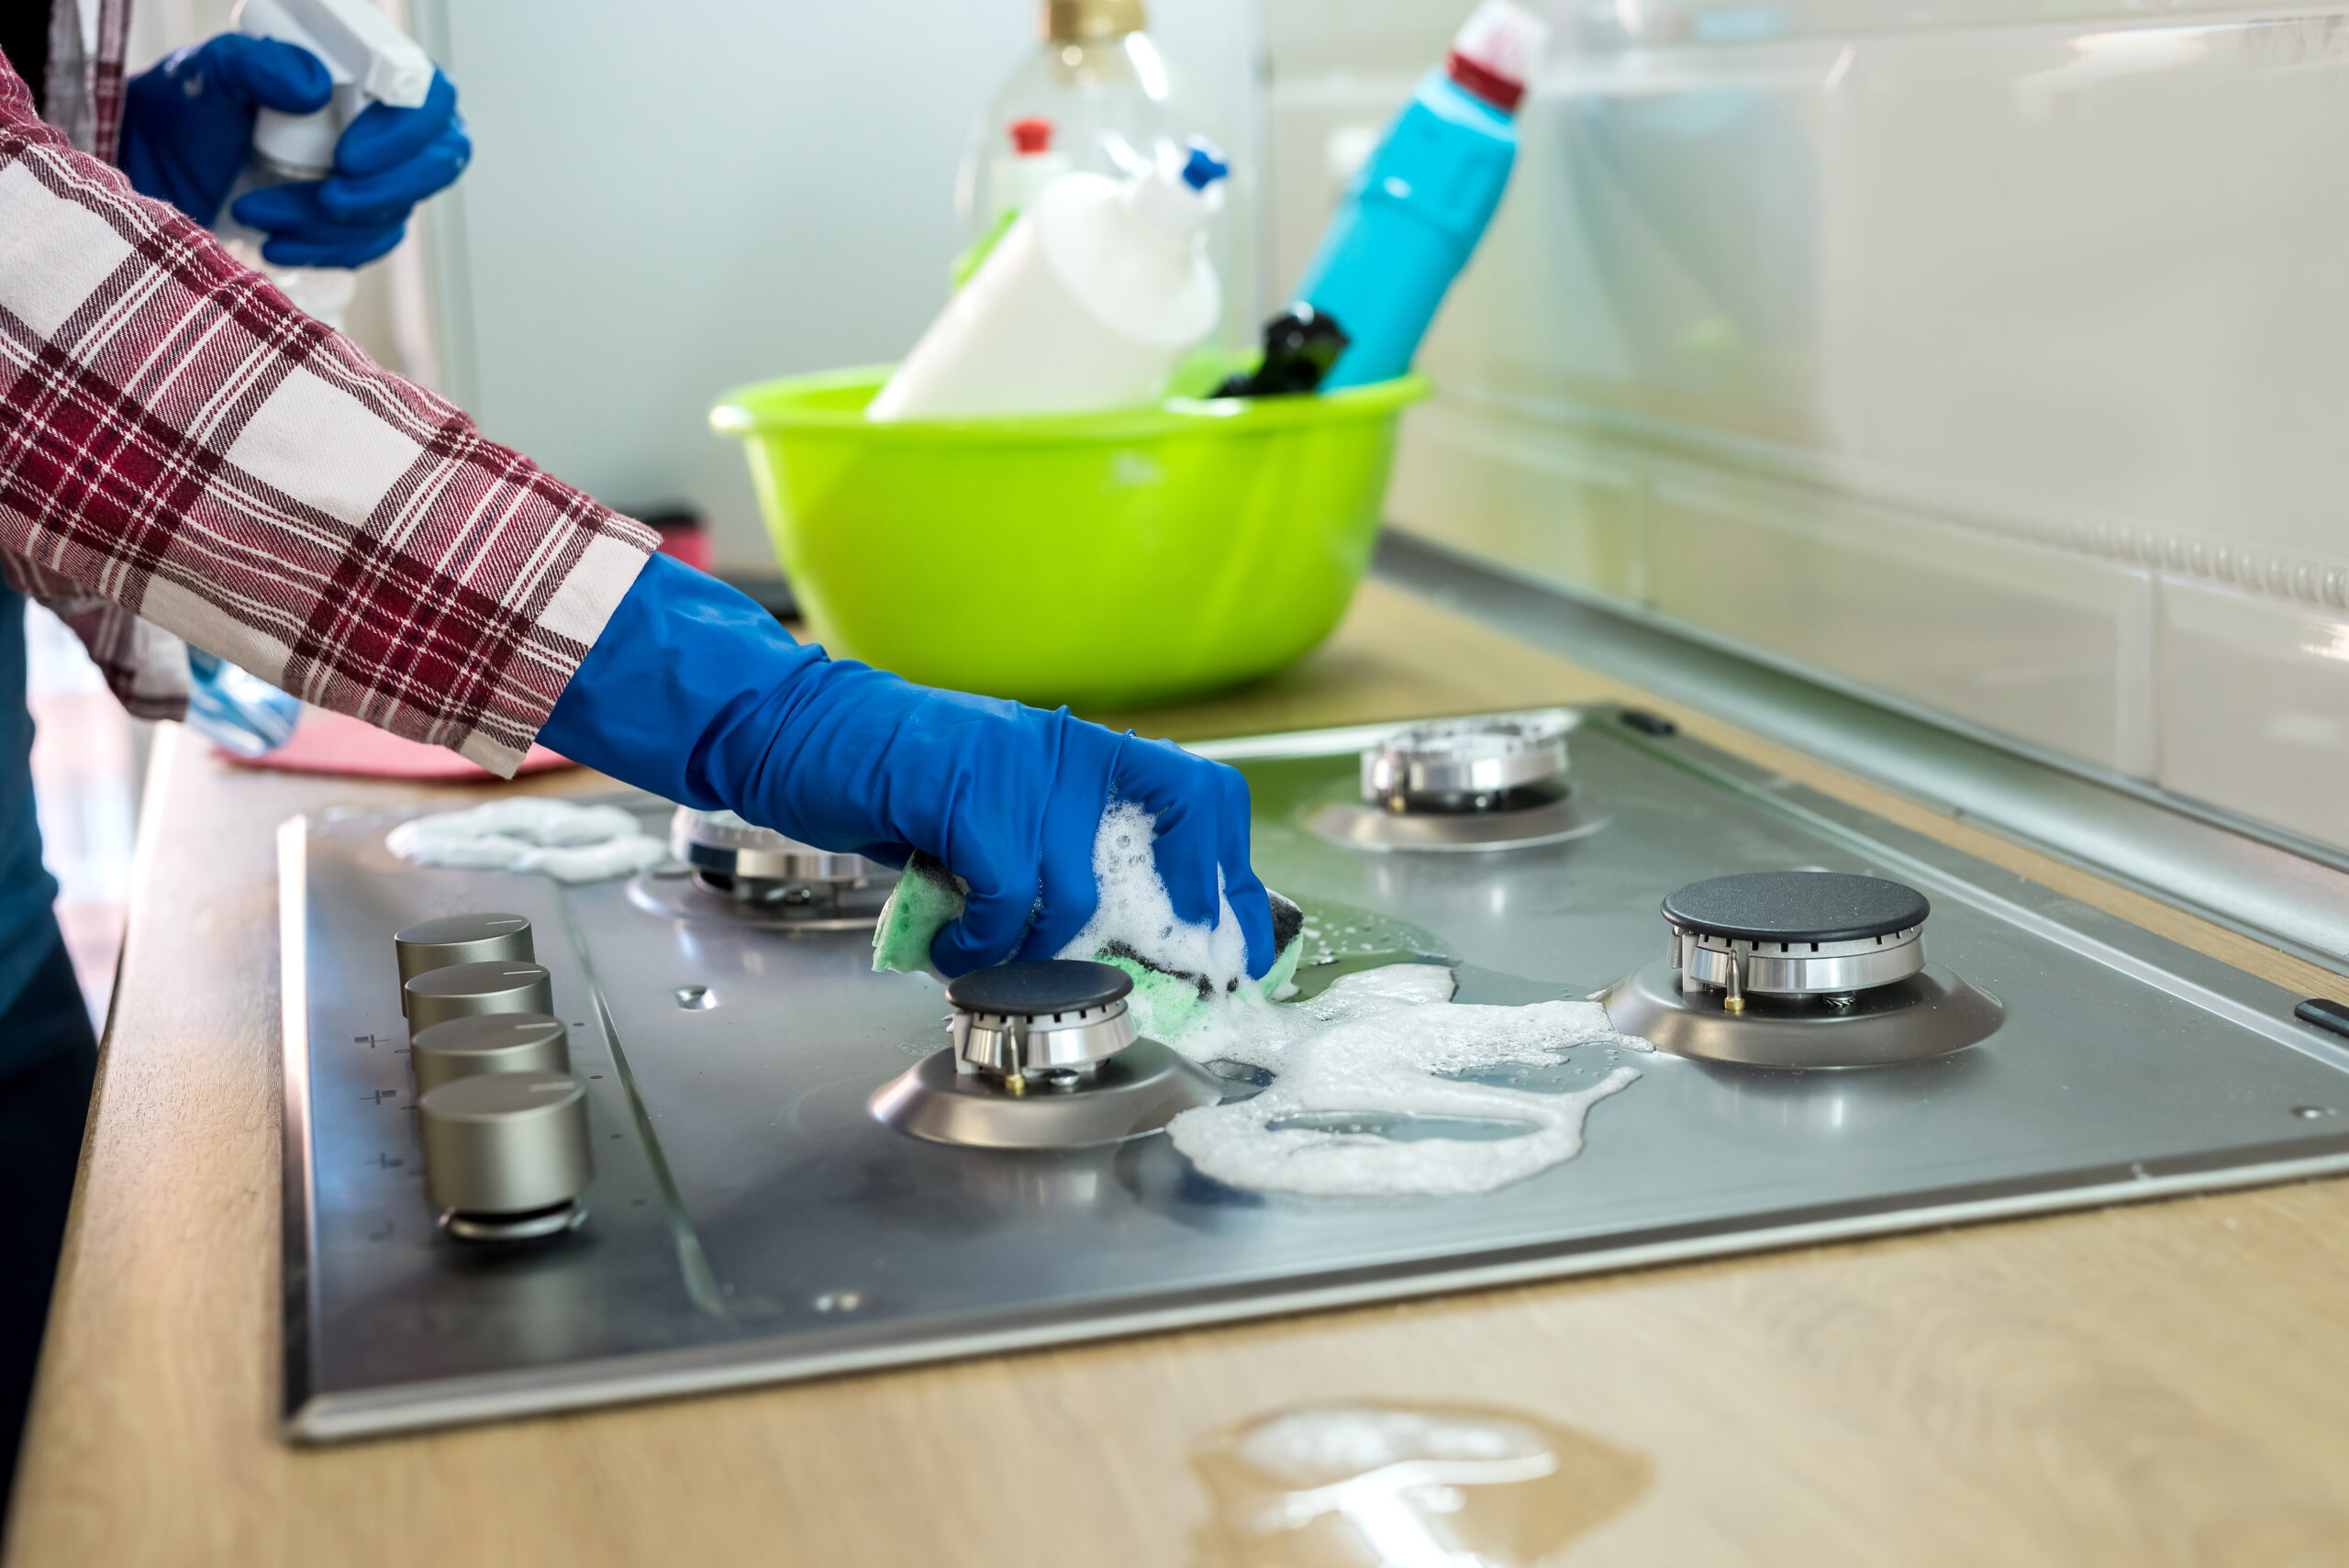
top-left (708, 363), bottom-right (1431, 442)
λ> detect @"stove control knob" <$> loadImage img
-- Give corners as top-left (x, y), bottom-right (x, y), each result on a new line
top-left (417, 1071), bottom-right (593, 1241)
top-left (405, 961), bottom-right (555, 1035)
top-left (410, 1013), bottom-right (570, 1095)
top-left (394, 914), bottom-right (533, 1015)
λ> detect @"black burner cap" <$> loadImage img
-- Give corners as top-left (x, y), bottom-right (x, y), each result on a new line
top-left (1663, 871), bottom-right (1929, 943)
top-left (946, 959), bottom-right (1132, 1017)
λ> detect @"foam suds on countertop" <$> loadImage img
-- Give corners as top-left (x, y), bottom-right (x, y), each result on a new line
top-left (1165, 965), bottom-right (1647, 1198)
top-left (1050, 805), bottom-right (1651, 1198)
top-left (385, 799), bottom-right (666, 884)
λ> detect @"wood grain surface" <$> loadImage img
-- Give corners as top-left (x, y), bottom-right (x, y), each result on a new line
top-left (10, 580), bottom-right (2349, 1567)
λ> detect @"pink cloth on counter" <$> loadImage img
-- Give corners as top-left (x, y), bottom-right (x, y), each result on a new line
top-left (217, 711), bottom-right (579, 781)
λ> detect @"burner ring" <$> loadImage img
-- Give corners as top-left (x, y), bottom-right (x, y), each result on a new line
top-left (1675, 925), bottom-right (1926, 998)
top-left (1598, 960), bottom-right (2001, 1069)
top-left (625, 868), bottom-right (889, 931)
top-left (1664, 872), bottom-right (1931, 1001)
top-left (670, 806), bottom-right (874, 887)
top-left (1361, 717), bottom-right (1569, 809)
top-left (870, 1039), bottom-right (1223, 1149)
top-left (946, 960), bottom-right (1139, 1079)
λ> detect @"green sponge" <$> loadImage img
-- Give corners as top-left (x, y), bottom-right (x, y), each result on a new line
top-left (870, 852), bottom-right (969, 975)
top-left (870, 856), bottom-right (1306, 1043)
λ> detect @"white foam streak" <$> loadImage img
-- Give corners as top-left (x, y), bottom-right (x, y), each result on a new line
top-left (385, 799), bottom-right (666, 884)
top-left (1168, 966), bottom-right (1645, 1198)
top-left (1045, 805), bottom-right (1649, 1198)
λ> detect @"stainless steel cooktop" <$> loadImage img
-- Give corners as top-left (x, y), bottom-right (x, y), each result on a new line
top-left (279, 706), bottom-right (2349, 1440)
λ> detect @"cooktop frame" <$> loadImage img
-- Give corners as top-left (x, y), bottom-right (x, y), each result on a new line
top-left (279, 706), bottom-right (2349, 1441)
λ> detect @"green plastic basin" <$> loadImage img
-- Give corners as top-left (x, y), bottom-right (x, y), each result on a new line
top-left (709, 364), bottom-right (1429, 708)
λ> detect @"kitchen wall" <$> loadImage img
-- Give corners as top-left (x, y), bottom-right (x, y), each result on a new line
top-left (1267, 0), bottom-right (2349, 854)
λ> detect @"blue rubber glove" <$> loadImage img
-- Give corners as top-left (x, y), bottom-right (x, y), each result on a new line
top-left (540, 554), bottom-right (1276, 980)
top-left (122, 36), bottom-right (470, 267)
top-left (230, 70), bottom-right (470, 267)
top-left (121, 35), bottom-right (331, 228)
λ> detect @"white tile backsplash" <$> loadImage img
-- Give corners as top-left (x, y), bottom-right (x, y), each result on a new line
top-left (1386, 401), bottom-right (1650, 605)
top-left (1268, 0), bottom-right (2349, 851)
top-left (1651, 465), bottom-right (2158, 773)
top-left (2158, 581), bottom-right (2349, 848)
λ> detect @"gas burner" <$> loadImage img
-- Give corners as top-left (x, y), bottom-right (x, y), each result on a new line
top-left (627, 807), bottom-right (889, 929)
top-left (1305, 716), bottom-right (1607, 851)
top-left (1599, 870), bottom-right (2003, 1069)
top-left (1364, 718), bottom-right (1569, 809)
top-left (1667, 871), bottom-right (1930, 1006)
top-left (672, 806), bottom-right (874, 900)
top-left (870, 960), bottom-right (1223, 1149)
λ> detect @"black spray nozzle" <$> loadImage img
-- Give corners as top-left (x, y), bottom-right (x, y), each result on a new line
top-left (1214, 305), bottom-right (1351, 399)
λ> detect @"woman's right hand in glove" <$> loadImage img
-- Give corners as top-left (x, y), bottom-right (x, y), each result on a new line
top-left (539, 553), bottom-right (1275, 979)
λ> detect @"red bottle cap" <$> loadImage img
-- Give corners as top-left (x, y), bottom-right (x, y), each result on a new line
top-left (1446, 49), bottom-right (1524, 111)
top-left (1445, 1), bottom-right (1550, 114)
top-left (1009, 117), bottom-right (1055, 155)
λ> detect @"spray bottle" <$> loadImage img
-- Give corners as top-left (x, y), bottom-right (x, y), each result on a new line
top-left (1293, 1), bottom-right (1550, 389)
top-left (960, 0), bottom-right (1251, 345)
top-left (870, 139), bottom-right (1230, 421)
top-left (951, 117), bottom-right (1071, 288)
top-left (212, 0), bottom-right (435, 332)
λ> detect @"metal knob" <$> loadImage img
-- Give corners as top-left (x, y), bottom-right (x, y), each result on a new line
top-left (410, 1013), bottom-right (570, 1095)
top-left (405, 961), bottom-right (555, 1035)
top-left (394, 913), bottom-right (533, 1015)
top-left (417, 1071), bottom-right (593, 1241)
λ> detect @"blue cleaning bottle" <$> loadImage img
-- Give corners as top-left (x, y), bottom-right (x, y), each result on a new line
top-left (1295, 1), bottom-right (1550, 389)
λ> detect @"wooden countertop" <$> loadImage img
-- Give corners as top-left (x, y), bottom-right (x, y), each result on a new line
top-left (12, 581), bottom-right (2349, 1566)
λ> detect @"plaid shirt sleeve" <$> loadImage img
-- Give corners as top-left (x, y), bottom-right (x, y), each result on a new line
top-left (0, 60), bottom-right (657, 774)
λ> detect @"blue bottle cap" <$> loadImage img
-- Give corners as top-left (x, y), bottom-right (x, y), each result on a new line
top-left (1180, 137), bottom-right (1230, 191)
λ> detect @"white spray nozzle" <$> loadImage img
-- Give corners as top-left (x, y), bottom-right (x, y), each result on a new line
top-left (235, 0), bottom-right (432, 105)
top-left (233, 0), bottom-right (434, 178)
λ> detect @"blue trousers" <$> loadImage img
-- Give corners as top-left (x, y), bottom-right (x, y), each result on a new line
top-left (0, 922), bottom-right (98, 1525)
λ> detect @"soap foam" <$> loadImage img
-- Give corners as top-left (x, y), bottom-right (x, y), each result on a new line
top-left (385, 799), bottom-right (666, 884)
top-left (1053, 800), bottom-right (1255, 1030)
top-left (1047, 807), bottom-right (1650, 1198)
top-left (1165, 965), bottom-right (1645, 1198)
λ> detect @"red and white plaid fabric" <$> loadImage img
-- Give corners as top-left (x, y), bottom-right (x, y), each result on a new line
top-left (42, 0), bottom-right (130, 161)
top-left (0, 55), bottom-right (655, 773)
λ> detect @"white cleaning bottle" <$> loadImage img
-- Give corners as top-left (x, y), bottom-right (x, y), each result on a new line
top-left (213, 0), bottom-right (436, 331)
top-left (869, 138), bottom-right (1230, 421)
top-left (957, 0), bottom-right (1250, 345)
top-left (951, 117), bottom-right (1071, 287)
